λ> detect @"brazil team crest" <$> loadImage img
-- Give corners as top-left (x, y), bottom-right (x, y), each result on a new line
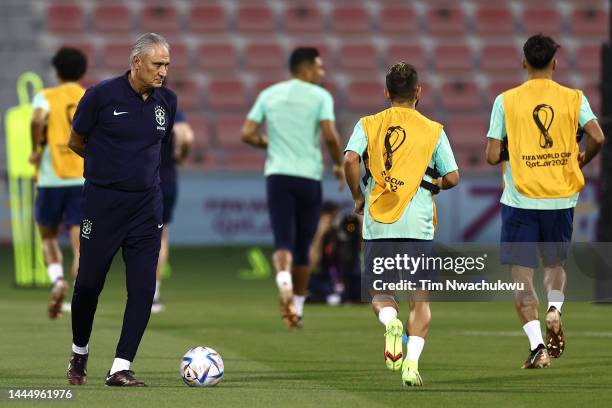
top-left (154, 106), bottom-right (166, 126)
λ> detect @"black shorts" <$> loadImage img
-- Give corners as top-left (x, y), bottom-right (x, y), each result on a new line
top-left (266, 175), bottom-right (322, 266)
top-left (35, 185), bottom-right (83, 227)
top-left (500, 204), bottom-right (574, 268)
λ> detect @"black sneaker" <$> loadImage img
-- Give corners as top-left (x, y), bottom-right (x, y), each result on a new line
top-left (105, 370), bottom-right (146, 387)
top-left (67, 352), bottom-right (88, 385)
top-left (521, 344), bottom-right (550, 369)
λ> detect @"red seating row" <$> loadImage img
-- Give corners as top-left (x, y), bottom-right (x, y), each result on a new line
top-left (47, 2), bottom-right (609, 38)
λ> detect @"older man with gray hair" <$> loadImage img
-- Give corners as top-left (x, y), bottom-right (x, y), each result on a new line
top-left (65, 33), bottom-right (177, 387)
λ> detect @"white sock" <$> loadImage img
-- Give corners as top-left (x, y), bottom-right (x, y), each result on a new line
top-left (294, 295), bottom-right (305, 317)
top-left (406, 336), bottom-right (425, 366)
top-left (275, 271), bottom-right (293, 291)
top-left (109, 358), bottom-right (131, 375)
top-left (378, 306), bottom-right (397, 326)
top-left (72, 343), bottom-right (88, 355)
top-left (523, 320), bottom-right (544, 350)
top-left (547, 290), bottom-right (564, 314)
top-left (48, 263), bottom-right (64, 284)
top-left (154, 280), bottom-right (161, 303)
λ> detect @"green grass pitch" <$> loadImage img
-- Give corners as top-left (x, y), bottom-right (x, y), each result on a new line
top-left (1, 246), bottom-right (611, 407)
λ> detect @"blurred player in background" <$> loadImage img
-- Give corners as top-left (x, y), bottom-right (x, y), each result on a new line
top-left (152, 110), bottom-right (194, 313)
top-left (344, 63), bottom-right (459, 386)
top-left (485, 34), bottom-right (605, 369)
top-left (29, 47), bottom-right (87, 320)
top-left (241, 47), bottom-right (344, 328)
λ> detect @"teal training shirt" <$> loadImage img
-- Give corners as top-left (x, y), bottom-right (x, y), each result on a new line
top-left (247, 79), bottom-right (335, 181)
top-left (32, 92), bottom-right (85, 188)
top-left (345, 121), bottom-right (458, 240)
top-left (486, 93), bottom-right (597, 210)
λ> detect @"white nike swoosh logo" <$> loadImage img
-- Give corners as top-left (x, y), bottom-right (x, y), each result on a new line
top-left (158, 224), bottom-right (164, 229)
top-left (113, 110), bottom-right (128, 116)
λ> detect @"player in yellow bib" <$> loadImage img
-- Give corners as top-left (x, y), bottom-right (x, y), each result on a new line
top-left (29, 48), bottom-right (87, 319)
top-left (485, 34), bottom-right (605, 369)
top-left (345, 63), bottom-right (459, 386)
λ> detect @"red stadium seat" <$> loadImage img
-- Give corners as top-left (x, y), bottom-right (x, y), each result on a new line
top-left (576, 44), bottom-right (601, 75)
top-left (189, 4), bottom-right (228, 33)
top-left (168, 41), bottom-right (191, 73)
top-left (345, 80), bottom-right (387, 112)
top-left (93, 3), bottom-right (132, 34)
top-left (101, 41), bottom-right (132, 71)
top-left (214, 115), bottom-right (246, 149)
top-left (570, 5), bottom-right (609, 38)
top-left (378, 5), bottom-right (418, 36)
top-left (141, 3), bottom-right (180, 34)
top-left (197, 42), bottom-right (239, 73)
top-left (331, 5), bottom-right (371, 36)
top-left (474, 5), bottom-right (514, 36)
top-left (207, 80), bottom-right (248, 110)
top-left (236, 4), bottom-right (276, 33)
top-left (47, 2), bottom-right (85, 33)
top-left (415, 81), bottom-right (436, 114)
top-left (385, 44), bottom-right (427, 73)
top-left (433, 44), bottom-right (474, 74)
top-left (338, 44), bottom-right (380, 73)
top-left (446, 115), bottom-right (489, 146)
top-left (440, 80), bottom-right (482, 112)
top-left (167, 77), bottom-right (201, 111)
top-left (521, 6), bottom-right (562, 36)
top-left (283, 4), bottom-right (323, 34)
top-left (243, 42), bottom-right (285, 71)
top-left (425, 5), bottom-right (466, 37)
top-left (480, 43), bottom-right (522, 79)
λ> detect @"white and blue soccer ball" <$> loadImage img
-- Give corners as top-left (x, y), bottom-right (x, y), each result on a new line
top-left (180, 346), bottom-right (224, 387)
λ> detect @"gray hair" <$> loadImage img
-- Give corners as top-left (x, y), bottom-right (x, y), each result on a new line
top-left (129, 33), bottom-right (170, 69)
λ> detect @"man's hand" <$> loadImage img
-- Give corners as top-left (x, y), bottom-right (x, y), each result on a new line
top-left (333, 164), bottom-right (345, 191)
top-left (29, 151), bottom-right (41, 165)
top-left (353, 191), bottom-right (365, 215)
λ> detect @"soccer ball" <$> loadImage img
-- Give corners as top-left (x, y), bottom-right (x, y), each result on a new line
top-left (180, 346), bottom-right (224, 387)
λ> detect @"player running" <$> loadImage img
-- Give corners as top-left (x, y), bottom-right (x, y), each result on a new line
top-left (344, 63), bottom-right (459, 386)
top-left (485, 34), bottom-right (605, 369)
top-left (152, 110), bottom-right (194, 313)
top-left (29, 47), bottom-right (87, 320)
top-left (241, 47), bottom-right (344, 328)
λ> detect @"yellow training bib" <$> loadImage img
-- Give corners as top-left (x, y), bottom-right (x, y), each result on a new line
top-left (40, 83), bottom-right (85, 179)
top-left (503, 79), bottom-right (584, 198)
top-left (362, 107), bottom-right (442, 224)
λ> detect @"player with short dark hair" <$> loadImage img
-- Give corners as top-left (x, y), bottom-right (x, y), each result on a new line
top-left (241, 47), bottom-right (344, 328)
top-left (29, 47), bottom-right (87, 320)
top-left (345, 63), bottom-right (459, 386)
top-left (485, 33), bottom-right (605, 369)
top-left (65, 33), bottom-right (177, 387)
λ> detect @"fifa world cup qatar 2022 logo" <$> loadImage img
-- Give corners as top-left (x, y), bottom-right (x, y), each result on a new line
top-left (533, 104), bottom-right (555, 149)
top-left (383, 125), bottom-right (406, 171)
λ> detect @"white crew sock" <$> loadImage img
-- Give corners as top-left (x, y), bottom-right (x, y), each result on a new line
top-left (406, 336), bottom-right (425, 366)
top-left (275, 271), bottom-right (293, 291)
top-left (378, 306), bottom-right (397, 326)
top-left (154, 280), bottom-right (161, 303)
top-left (547, 290), bottom-right (564, 314)
top-left (523, 320), bottom-right (544, 350)
top-left (48, 263), bottom-right (64, 284)
top-left (72, 343), bottom-right (88, 355)
top-left (109, 358), bottom-right (131, 375)
top-left (294, 295), bottom-right (305, 317)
